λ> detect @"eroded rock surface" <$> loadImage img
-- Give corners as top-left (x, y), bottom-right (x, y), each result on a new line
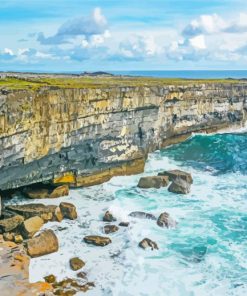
top-left (0, 215), bottom-right (24, 233)
top-left (19, 216), bottom-right (44, 239)
top-left (23, 185), bottom-right (69, 199)
top-left (60, 202), bottom-right (77, 220)
top-left (158, 170), bottom-right (193, 184)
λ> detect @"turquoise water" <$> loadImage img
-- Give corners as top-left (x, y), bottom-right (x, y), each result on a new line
top-left (11, 132), bottom-right (246, 295)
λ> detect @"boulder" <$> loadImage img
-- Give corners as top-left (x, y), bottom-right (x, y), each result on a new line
top-left (157, 212), bottom-right (177, 228)
top-left (103, 225), bottom-right (119, 234)
top-left (119, 222), bottom-right (129, 227)
top-left (139, 238), bottom-right (159, 250)
top-left (26, 230), bottom-right (59, 258)
top-left (0, 215), bottom-right (24, 233)
top-left (69, 257), bottom-right (85, 271)
top-left (54, 206), bottom-right (63, 222)
top-left (19, 216), bottom-right (44, 239)
top-left (14, 235), bottom-right (23, 243)
top-left (44, 274), bottom-right (57, 284)
top-left (137, 176), bottom-right (169, 189)
top-left (84, 235), bottom-right (111, 246)
top-left (6, 204), bottom-right (59, 222)
top-left (59, 202), bottom-right (77, 220)
top-left (3, 232), bottom-right (15, 241)
top-left (23, 185), bottom-right (69, 199)
top-left (168, 178), bottom-right (191, 194)
top-left (158, 170), bottom-right (193, 184)
top-left (103, 211), bottom-right (116, 222)
top-left (129, 211), bottom-right (156, 220)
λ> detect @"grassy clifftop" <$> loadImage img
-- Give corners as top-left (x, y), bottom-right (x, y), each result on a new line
top-left (0, 74), bottom-right (245, 90)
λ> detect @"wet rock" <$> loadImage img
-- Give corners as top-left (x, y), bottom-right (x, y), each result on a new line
top-left (157, 212), bottom-right (177, 228)
top-left (129, 211), bottom-right (156, 220)
top-left (6, 204), bottom-right (58, 222)
top-left (119, 222), bottom-right (129, 227)
top-left (77, 272), bottom-right (87, 280)
top-left (23, 185), bottom-right (69, 199)
top-left (26, 230), bottom-right (59, 258)
top-left (103, 210), bottom-right (116, 222)
top-left (158, 170), bottom-right (193, 184)
top-left (14, 234), bottom-right (23, 243)
top-left (59, 202), bottom-right (77, 220)
top-left (84, 235), bottom-right (112, 246)
top-left (137, 176), bottom-right (169, 189)
top-left (139, 238), bottom-right (159, 250)
top-left (44, 274), bottom-right (57, 284)
top-left (54, 289), bottom-right (77, 296)
top-left (3, 232), bottom-right (15, 241)
top-left (0, 215), bottom-right (24, 233)
top-left (19, 216), bottom-right (44, 239)
top-left (103, 225), bottom-right (119, 234)
top-left (69, 257), bottom-right (85, 271)
top-left (168, 178), bottom-right (191, 194)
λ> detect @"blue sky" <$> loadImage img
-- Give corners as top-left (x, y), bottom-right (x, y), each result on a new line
top-left (1, 0), bottom-right (247, 71)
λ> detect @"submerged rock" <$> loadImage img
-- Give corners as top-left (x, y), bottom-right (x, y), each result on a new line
top-left (23, 185), bottom-right (69, 199)
top-left (157, 212), bottom-right (177, 228)
top-left (119, 222), bottom-right (129, 227)
top-left (103, 210), bottom-right (116, 222)
top-left (77, 272), bottom-right (87, 280)
top-left (26, 229), bottom-right (59, 258)
top-left (84, 235), bottom-right (112, 246)
top-left (19, 216), bottom-right (44, 239)
top-left (0, 215), bottom-right (24, 233)
top-left (129, 211), bottom-right (156, 220)
top-left (158, 170), bottom-right (193, 184)
top-left (168, 178), bottom-right (191, 194)
top-left (69, 257), bottom-right (85, 271)
top-left (137, 176), bottom-right (169, 189)
top-left (139, 238), bottom-right (159, 250)
top-left (103, 225), bottom-right (119, 234)
top-left (59, 202), bottom-right (77, 220)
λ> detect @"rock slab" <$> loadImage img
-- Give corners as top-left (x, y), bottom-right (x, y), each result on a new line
top-left (84, 235), bottom-right (112, 246)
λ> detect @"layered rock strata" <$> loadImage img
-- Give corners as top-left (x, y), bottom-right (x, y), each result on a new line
top-left (0, 82), bottom-right (246, 190)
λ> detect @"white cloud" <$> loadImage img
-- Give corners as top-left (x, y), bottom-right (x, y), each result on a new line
top-left (189, 35), bottom-right (206, 50)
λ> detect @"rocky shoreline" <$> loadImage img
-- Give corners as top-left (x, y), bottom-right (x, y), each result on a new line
top-left (0, 169), bottom-right (193, 295)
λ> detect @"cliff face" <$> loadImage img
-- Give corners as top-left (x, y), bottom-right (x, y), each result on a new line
top-left (0, 83), bottom-right (246, 190)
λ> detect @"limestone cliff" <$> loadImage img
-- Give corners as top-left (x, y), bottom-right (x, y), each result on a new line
top-left (0, 80), bottom-right (246, 190)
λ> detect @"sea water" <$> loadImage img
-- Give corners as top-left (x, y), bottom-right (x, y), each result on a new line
top-left (7, 132), bottom-right (247, 296)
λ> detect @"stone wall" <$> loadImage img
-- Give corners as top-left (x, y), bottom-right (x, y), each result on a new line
top-left (0, 83), bottom-right (246, 190)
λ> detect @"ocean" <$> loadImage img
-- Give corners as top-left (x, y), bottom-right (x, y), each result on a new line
top-left (7, 130), bottom-right (247, 296)
top-left (109, 70), bottom-right (247, 79)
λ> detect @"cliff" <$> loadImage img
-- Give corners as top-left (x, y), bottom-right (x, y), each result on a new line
top-left (0, 75), bottom-right (246, 190)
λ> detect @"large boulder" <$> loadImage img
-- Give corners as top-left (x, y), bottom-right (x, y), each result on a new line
top-left (23, 185), bottom-right (69, 199)
top-left (84, 235), bottom-right (111, 246)
top-left (26, 230), bottom-right (59, 258)
top-left (0, 215), bottom-right (24, 233)
top-left (6, 204), bottom-right (62, 222)
top-left (137, 176), bottom-right (169, 189)
top-left (139, 238), bottom-right (159, 250)
top-left (59, 202), bottom-right (77, 220)
top-left (19, 216), bottom-right (44, 239)
top-left (158, 170), bottom-right (193, 184)
top-left (69, 257), bottom-right (85, 271)
top-left (157, 212), bottom-right (177, 228)
top-left (103, 211), bottom-right (116, 222)
top-left (168, 178), bottom-right (191, 194)
top-left (129, 211), bottom-right (156, 220)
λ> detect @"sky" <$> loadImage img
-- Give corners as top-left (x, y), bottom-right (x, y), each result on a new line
top-left (1, 0), bottom-right (247, 71)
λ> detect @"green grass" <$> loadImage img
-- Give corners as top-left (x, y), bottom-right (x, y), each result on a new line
top-left (0, 76), bottom-right (245, 91)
